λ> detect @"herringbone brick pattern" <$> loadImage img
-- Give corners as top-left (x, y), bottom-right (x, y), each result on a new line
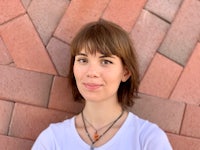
top-left (0, 0), bottom-right (200, 149)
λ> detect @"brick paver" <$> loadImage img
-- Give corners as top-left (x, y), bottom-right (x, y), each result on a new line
top-left (48, 76), bottom-right (84, 113)
top-left (139, 53), bottom-right (183, 99)
top-left (47, 37), bottom-right (71, 77)
top-left (145, 0), bottom-right (183, 22)
top-left (130, 10), bottom-right (169, 77)
top-left (170, 43), bottom-right (200, 105)
top-left (0, 65), bottom-right (53, 106)
top-left (131, 94), bottom-right (185, 134)
top-left (0, 135), bottom-right (33, 150)
top-left (54, 0), bottom-right (109, 43)
top-left (0, 100), bottom-right (14, 134)
top-left (103, 0), bottom-right (147, 32)
top-left (0, 15), bottom-right (57, 74)
top-left (0, 0), bottom-right (200, 149)
top-left (158, 0), bottom-right (200, 65)
top-left (27, 0), bottom-right (69, 45)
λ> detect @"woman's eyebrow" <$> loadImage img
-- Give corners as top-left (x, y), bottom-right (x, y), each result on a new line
top-left (99, 55), bottom-right (115, 58)
top-left (76, 53), bottom-right (87, 56)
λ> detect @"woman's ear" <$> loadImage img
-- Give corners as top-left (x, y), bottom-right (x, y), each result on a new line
top-left (122, 67), bottom-right (131, 82)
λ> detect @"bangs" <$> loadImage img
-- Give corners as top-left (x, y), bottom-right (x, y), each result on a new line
top-left (71, 22), bottom-right (120, 57)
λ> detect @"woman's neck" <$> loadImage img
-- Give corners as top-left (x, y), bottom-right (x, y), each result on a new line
top-left (82, 101), bottom-right (123, 129)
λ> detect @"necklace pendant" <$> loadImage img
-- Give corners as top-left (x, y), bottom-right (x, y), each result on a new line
top-left (94, 131), bottom-right (99, 141)
top-left (90, 145), bottom-right (94, 150)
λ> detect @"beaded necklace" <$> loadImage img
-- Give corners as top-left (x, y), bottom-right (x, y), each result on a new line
top-left (81, 110), bottom-right (124, 150)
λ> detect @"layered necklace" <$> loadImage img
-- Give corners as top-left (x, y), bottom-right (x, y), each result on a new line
top-left (81, 110), bottom-right (124, 150)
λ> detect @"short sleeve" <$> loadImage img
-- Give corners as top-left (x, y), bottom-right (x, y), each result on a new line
top-left (31, 126), bottom-right (56, 150)
top-left (140, 123), bottom-right (173, 150)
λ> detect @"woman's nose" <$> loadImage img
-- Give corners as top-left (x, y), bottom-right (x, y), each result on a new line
top-left (86, 63), bottom-right (99, 78)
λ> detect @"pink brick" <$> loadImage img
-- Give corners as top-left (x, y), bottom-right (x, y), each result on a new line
top-left (130, 94), bottom-right (185, 134)
top-left (168, 133), bottom-right (200, 150)
top-left (0, 14), bottom-right (57, 75)
top-left (181, 104), bottom-right (200, 138)
top-left (0, 65), bottom-right (53, 106)
top-left (139, 53), bottom-right (183, 99)
top-left (48, 76), bottom-right (84, 113)
top-left (47, 38), bottom-right (71, 77)
top-left (145, 0), bottom-right (182, 22)
top-left (54, 0), bottom-right (109, 43)
top-left (0, 36), bottom-right (12, 65)
top-left (103, 0), bottom-right (147, 32)
top-left (130, 10), bottom-right (169, 77)
top-left (9, 103), bottom-right (72, 140)
top-left (0, 100), bottom-right (14, 134)
top-left (0, 135), bottom-right (33, 150)
top-left (170, 43), bottom-right (200, 105)
top-left (158, 0), bottom-right (200, 65)
top-left (0, 0), bottom-right (25, 24)
top-left (27, 0), bottom-right (69, 45)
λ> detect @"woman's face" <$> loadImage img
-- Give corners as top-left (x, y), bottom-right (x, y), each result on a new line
top-left (73, 49), bottom-right (130, 103)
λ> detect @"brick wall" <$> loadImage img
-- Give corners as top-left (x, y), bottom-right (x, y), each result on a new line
top-left (0, 0), bottom-right (200, 149)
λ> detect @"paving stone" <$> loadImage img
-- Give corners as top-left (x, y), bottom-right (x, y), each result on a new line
top-left (158, 0), bottom-right (200, 65)
top-left (47, 37), bottom-right (71, 77)
top-left (0, 65), bottom-right (53, 106)
top-left (181, 104), bottom-right (200, 139)
top-left (130, 10), bottom-right (169, 77)
top-left (0, 14), bottom-right (57, 75)
top-left (21, 0), bottom-right (32, 9)
top-left (0, 100), bottom-right (14, 134)
top-left (0, 0), bottom-right (25, 24)
top-left (170, 43), bottom-right (200, 105)
top-left (0, 135), bottom-right (33, 150)
top-left (54, 0), bottom-right (109, 43)
top-left (0, 36), bottom-right (13, 65)
top-left (145, 0), bottom-right (183, 22)
top-left (27, 0), bottom-right (69, 45)
top-left (103, 0), bottom-right (147, 32)
top-left (48, 76), bottom-right (84, 113)
top-left (168, 133), bottom-right (200, 150)
top-left (130, 94), bottom-right (185, 134)
top-left (9, 103), bottom-right (72, 140)
top-left (139, 53), bottom-right (183, 99)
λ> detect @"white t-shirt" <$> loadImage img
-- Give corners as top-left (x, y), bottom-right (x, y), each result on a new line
top-left (32, 112), bottom-right (172, 150)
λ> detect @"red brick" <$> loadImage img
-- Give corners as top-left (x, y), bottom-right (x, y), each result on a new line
top-left (0, 0), bottom-right (25, 24)
top-left (0, 65), bottom-right (53, 106)
top-left (103, 0), bottom-right (147, 32)
top-left (27, 0), bottom-right (69, 45)
top-left (0, 14), bottom-right (57, 75)
top-left (130, 94), bottom-right (185, 134)
top-left (47, 38), bottom-right (71, 77)
top-left (0, 135), bottom-right (33, 150)
top-left (170, 43), bottom-right (200, 105)
top-left (9, 103), bottom-right (72, 140)
top-left (145, 0), bottom-right (182, 22)
top-left (54, 0), bottom-right (109, 43)
top-left (139, 53), bottom-right (183, 99)
top-left (130, 10), bottom-right (169, 77)
top-left (181, 104), bottom-right (200, 138)
top-left (48, 76), bottom-right (84, 113)
top-left (0, 100), bottom-right (14, 134)
top-left (168, 133), bottom-right (200, 150)
top-left (158, 0), bottom-right (200, 65)
top-left (0, 36), bottom-right (13, 65)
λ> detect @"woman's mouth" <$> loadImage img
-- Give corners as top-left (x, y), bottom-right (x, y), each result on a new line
top-left (83, 83), bottom-right (102, 90)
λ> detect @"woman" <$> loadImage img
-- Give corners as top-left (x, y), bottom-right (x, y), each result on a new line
top-left (32, 20), bottom-right (172, 150)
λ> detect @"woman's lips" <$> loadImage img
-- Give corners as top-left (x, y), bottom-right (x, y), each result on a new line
top-left (83, 83), bottom-right (102, 90)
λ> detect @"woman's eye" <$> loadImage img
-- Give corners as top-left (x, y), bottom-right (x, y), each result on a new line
top-left (77, 58), bottom-right (88, 63)
top-left (102, 59), bottom-right (113, 65)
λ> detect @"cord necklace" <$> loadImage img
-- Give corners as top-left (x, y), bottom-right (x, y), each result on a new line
top-left (81, 110), bottom-right (124, 150)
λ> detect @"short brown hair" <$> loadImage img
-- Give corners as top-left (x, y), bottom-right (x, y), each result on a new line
top-left (68, 19), bottom-right (139, 107)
